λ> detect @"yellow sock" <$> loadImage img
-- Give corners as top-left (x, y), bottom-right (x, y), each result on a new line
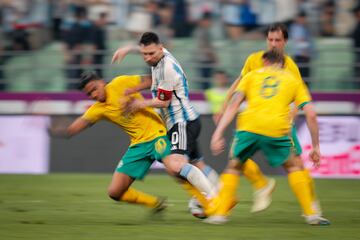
top-left (214, 173), bottom-right (240, 216)
top-left (120, 187), bottom-right (158, 208)
top-left (288, 171), bottom-right (316, 216)
top-left (304, 169), bottom-right (317, 202)
top-left (242, 159), bottom-right (268, 190)
top-left (181, 181), bottom-right (209, 208)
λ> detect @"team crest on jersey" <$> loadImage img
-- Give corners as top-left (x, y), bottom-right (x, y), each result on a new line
top-left (159, 92), bottom-right (165, 100)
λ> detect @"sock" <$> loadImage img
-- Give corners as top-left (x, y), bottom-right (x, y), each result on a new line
top-left (304, 169), bottom-right (317, 202)
top-left (180, 163), bottom-right (215, 197)
top-left (288, 171), bottom-right (316, 216)
top-left (120, 187), bottom-right (158, 208)
top-left (242, 159), bottom-right (268, 190)
top-left (213, 173), bottom-right (240, 216)
top-left (181, 181), bottom-right (208, 208)
top-left (202, 165), bottom-right (219, 189)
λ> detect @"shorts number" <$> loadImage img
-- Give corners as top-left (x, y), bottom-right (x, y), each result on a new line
top-left (171, 132), bottom-right (179, 145)
top-left (260, 76), bottom-right (280, 99)
top-left (155, 138), bottom-right (167, 154)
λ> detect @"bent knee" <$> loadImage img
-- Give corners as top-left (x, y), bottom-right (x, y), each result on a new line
top-left (108, 187), bottom-right (123, 201)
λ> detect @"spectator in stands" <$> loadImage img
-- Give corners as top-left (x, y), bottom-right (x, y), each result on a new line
top-left (193, 11), bottom-right (218, 90)
top-left (62, 6), bottom-right (95, 90)
top-left (319, 0), bottom-right (336, 37)
top-left (92, 12), bottom-right (108, 78)
top-left (170, 0), bottom-right (193, 37)
top-left (204, 70), bottom-right (229, 123)
top-left (289, 11), bottom-right (315, 88)
top-left (50, 0), bottom-right (67, 40)
top-left (154, 2), bottom-right (174, 49)
top-left (351, 4), bottom-right (360, 89)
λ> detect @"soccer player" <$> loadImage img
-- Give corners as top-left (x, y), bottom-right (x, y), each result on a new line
top-left (49, 71), bottom-right (216, 214)
top-left (112, 32), bottom-right (220, 211)
top-left (217, 23), bottom-right (321, 214)
top-left (207, 49), bottom-right (330, 225)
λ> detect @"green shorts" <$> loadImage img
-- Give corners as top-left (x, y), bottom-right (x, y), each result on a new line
top-left (116, 136), bottom-right (171, 180)
top-left (231, 131), bottom-right (294, 167)
top-left (291, 125), bottom-right (302, 155)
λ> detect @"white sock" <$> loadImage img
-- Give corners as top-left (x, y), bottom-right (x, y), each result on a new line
top-left (202, 165), bottom-right (220, 190)
top-left (180, 163), bottom-right (216, 197)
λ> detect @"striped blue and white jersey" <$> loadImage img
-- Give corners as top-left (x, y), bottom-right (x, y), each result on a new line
top-left (151, 48), bottom-right (199, 130)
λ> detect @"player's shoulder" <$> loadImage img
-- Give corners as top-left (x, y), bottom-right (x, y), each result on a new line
top-left (247, 50), bottom-right (265, 61)
top-left (109, 75), bottom-right (140, 86)
top-left (284, 55), bottom-right (297, 67)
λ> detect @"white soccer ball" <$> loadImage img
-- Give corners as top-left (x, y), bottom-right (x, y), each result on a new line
top-left (188, 197), bottom-right (207, 219)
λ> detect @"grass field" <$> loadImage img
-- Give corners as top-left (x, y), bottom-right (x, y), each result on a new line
top-left (0, 174), bottom-right (359, 240)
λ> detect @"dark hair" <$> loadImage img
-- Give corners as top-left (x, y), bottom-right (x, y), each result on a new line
top-left (262, 49), bottom-right (284, 65)
top-left (139, 32), bottom-right (160, 46)
top-left (267, 23), bottom-right (288, 40)
top-left (79, 71), bottom-right (101, 89)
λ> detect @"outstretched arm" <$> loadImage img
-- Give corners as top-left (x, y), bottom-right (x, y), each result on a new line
top-left (211, 91), bottom-right (244, 155)
top-left (302, 103), bottom-right (321, 168)
top-left (48, 117), bottom-right (92, 138)
top-left (215, 76), bottom-right (241, 124)
top-left (125, 75), bottom-right (152, 95)
top-left (111, 44), bottom-right (139, 64)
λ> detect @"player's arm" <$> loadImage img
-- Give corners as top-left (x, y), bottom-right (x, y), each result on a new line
top-left (48, 117), bottom-right (92, 138)
top-left (111, 44), bottom-right (139, 64)
top-left (124, 88), bottom-right (171, 114)
top-left (301, 103), bottom-right (321, 168)
top-left (125, 75), bottom-right (152, 95)
top-left (215, 75), bottom-right (241, 123)
top-left (211, 91), bottom-right (245, 155)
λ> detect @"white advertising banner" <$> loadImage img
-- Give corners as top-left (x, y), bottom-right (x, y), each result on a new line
top-left (0, 116), bottom-right (50, 174)
top-left (297, 116), bottom-right (360, 178)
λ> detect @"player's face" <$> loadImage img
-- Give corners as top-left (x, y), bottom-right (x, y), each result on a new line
top-left (139, 43), bottom-right (164, 66)
top-left (267, 30), bottom-right (287, 52)
top-left (84, 80), bottom-right (106, 102)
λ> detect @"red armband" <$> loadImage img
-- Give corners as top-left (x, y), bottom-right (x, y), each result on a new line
top-left (157, 88), bottom-right (172, 101)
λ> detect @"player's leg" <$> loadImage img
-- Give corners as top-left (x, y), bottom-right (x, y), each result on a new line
top-left (108, 172), bottom-right (161, 208)
top-left (262, 134), bottom-right (330, 226)
top-left (108, 142), bottom-right (165, 210)
top-left (241, 159), bottom-right (276, 213)
top-left (164, 121), bottom-right (216, 198)
top-left (162, 154), bottom-right (215, 197)
top-left (291, 125), bottom-right (322, 215)
top-left (205, 131), bottom-right (259, 224)
top-left (282, 156), bottom-right (330, 225)
top-left (187, 118), bottom-right (220, 189)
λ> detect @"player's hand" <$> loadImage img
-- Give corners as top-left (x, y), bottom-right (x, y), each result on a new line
top-left (124, 88), bottom-right (136, 96)
top-left (210, 132), bottom-right (225, 156)
top-left (47, 126), bottom-right (69, 139)
top-left (111, 45), bottom-right (136, 64)
top-left (309, 146), bottom-right (321, 168)
top-left (122, 97), bottom-right (143, 116)
top-left (111, 48), bottom-right (123, 64)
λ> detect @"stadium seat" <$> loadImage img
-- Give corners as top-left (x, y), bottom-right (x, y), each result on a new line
top-left (29, 100), bottom-right (73, 115)
top-left (0, 100), bottom-right (28, 114)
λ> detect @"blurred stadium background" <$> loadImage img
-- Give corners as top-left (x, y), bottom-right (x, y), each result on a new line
top-left (0, 1), bottom-right (360, 239)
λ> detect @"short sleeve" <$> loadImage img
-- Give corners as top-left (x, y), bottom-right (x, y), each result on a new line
top-left (82, 103), bottom-right (104, 123)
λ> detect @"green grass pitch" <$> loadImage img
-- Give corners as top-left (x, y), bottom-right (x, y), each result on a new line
top-left (0, 174), bottom-right (359, 240)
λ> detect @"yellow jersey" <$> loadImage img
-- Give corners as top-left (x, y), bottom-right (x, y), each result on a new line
top-left (82, 75), bottom-right (167, 146)
top-left (236, 66), bottom-right (311, 137)
top-left (241, 50), bottom-right (302, 81)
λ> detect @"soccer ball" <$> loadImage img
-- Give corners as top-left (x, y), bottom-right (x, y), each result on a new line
top-left (188, 197), bottom-right (207, 219)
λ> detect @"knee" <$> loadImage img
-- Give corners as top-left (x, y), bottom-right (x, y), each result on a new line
top-left (107, 187), bottom-right (124, 201)
top-left (163, 154), bottom-right (187, 174)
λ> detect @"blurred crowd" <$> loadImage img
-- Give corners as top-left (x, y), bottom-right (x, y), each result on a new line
top-left (1, 0), bottom-right (360, 91)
